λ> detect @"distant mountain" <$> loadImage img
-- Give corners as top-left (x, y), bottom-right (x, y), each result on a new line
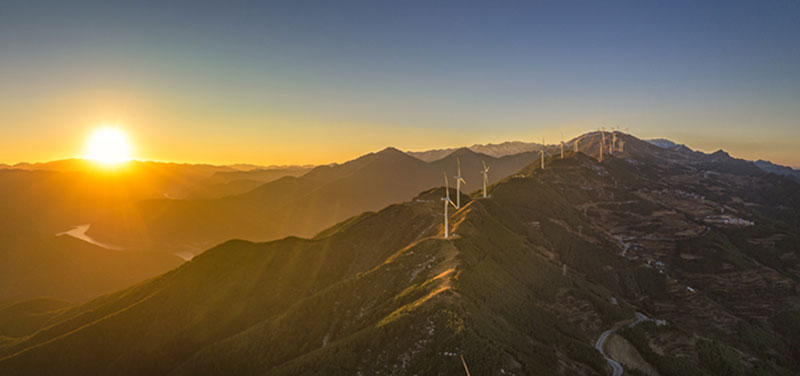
top-left (647, 138), bottom-right (800, 182)
top-left (646, 138), bottom-right (694, 153)
top-left (3, 131), bottom-right (798, 375)
top-left (0, 160), bottom-right (310, 234)
top-left (754, 159), bottom-right (800, 182)
top-left (87, 146), bottom-right (544, 256)
top-left (185, 166), bottom-right (313, 199)
top-left (407, 141), bottom-right (543, 162)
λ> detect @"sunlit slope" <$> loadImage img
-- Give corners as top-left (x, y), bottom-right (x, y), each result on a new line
top-left (0, 199), bottom-right (444, 375)
top-left (172, 195), bottom-right (631, 375)
top-left (0, 298), bottom-right (71, 338)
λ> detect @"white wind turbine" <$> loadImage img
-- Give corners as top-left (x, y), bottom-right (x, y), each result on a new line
top-left (540, 137), bottom-right (545, 169)
top-left (575, 136), bottom-right (580, 153)
top-left (441, 172), bottom-right (457, 238)
top-left (610, 130), bottom-right (616, 154)
top-left (454, 157), bottom-right (466, 209)
top-left (560, 132), bottom-right (565, 159)
top-left (481, 160), bottom-right (490, 198)
top-left (599, 129), bottom-right (605, 162)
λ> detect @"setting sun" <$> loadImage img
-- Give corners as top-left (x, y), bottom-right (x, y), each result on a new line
top-left (85, 127), bottom-right (133, 165)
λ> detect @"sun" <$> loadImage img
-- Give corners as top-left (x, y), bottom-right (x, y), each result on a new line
top-left (85, 127), bottom-right (134, 165)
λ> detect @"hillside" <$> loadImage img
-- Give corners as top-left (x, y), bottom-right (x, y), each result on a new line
top-left (2, 131), bottom-right (797, 375)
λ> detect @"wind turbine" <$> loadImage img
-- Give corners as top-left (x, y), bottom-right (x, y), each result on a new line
top-left (610, 131), bottom-right (616, 155)
top-left (575, 136), bottom-right (580, 153)
top-left (454, 157), bottom-right (466, 208)
top-left (599, 129), bottom-right (605, 162)
top-left (481, 160), bottom-right (489, 198)
top-left (541, 137), bottom-right (545, 169)
top-left (441, 172), bottom-right (457, 238)
top-left (560, 132), bottom-right (565, 159)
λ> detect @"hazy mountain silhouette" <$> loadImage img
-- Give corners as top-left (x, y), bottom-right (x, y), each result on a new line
top-left (407, 140), bottom-right (544, 162)
top-left (0, 161), bottom-right (307, 305)
top-left (185, 166), bottom-right (313, 199)
top-left (2, 131), bottom-right (798, 375)
top-left (0, 160), bottom-right (308, 233)
top-left (87, 147), bottom-right (543, 256)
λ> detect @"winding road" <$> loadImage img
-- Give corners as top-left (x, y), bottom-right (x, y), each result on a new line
top-left (595, 312), bottom-right (649, 376)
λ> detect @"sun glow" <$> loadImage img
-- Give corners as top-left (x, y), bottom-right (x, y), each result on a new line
top-left (85, 127), bottom-right (134, 165)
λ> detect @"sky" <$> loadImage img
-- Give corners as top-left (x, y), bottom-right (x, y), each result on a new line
top-left (1, 0), bottom-right (799, 167)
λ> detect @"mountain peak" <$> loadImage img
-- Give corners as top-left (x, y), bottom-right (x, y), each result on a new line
top-left (445, 147), bottom-right (479, 158)
top-left (377, 146), bottom-right (404, 155)
top-left (711, 149), bottom-right (730, 157)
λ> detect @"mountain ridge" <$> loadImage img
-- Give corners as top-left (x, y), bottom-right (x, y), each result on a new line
top-left (2, 131), bottom-right (799, 374)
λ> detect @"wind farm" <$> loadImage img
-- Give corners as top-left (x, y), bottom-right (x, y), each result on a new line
top-left (2, 1), bottom-right (799, 376)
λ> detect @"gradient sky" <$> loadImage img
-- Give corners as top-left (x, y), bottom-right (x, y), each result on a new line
top-left (1, 0), bottom-right (799, 166)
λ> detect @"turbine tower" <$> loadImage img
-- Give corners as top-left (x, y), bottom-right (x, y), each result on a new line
top-left (481, 160), bottom-right (490, 198)
top-left (441, 172), bottom-right (457, 238)
top-left (610, 131), bottom-right (616, 155)
top-left (599, 129), bottom-right (605, 162)
top-left (560, 132), bottom-right (565, 159)
top-left (454, 157), bottom-right (466, 209)
top-left (575, 136), bottom-right (580, 153)
top-left (541, 137), bottom-right (545, 169)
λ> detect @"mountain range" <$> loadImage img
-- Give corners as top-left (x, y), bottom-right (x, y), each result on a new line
top-left (1, 131), bottom-right (798, 375)
top-left (86, 147), bottom-right (547, 258)
top-left (407, 141), bottom-right (544, 162)
top-left (0, 160), bottom-right (309, 303)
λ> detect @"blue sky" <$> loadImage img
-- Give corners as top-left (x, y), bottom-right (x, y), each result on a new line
top-left (1, 0), bottom-right (799, 165)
